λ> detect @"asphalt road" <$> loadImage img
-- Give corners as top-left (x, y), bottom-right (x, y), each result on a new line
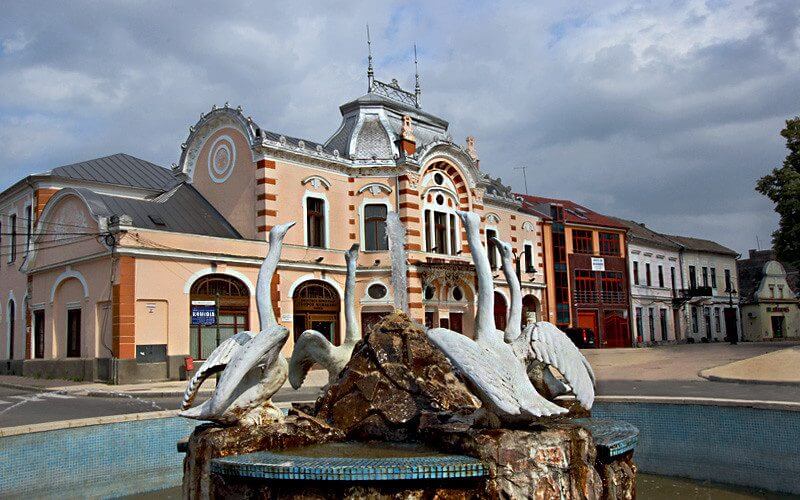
top-left (2, 376), bottom-right (799, 429)
top-left (0, 385), bottom-right (321, 429)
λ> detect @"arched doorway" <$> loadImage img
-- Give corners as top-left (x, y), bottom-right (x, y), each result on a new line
top-left (522, 295), bottom-right (540, 329)
top-left (189, 274), bottom-right (250, 360)
top-left (293, 280), bottom-right (341, 345)
top-left (494, 292), bottom-right (507, 331)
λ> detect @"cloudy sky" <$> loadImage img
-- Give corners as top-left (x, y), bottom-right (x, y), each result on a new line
top-left (1, 0), bottom-right (797, 254)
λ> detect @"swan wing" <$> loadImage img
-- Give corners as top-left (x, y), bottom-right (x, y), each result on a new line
top-left (288, 330), bottom-right (337, 389)
top-left (530, 322), bottom-right (595, 409)
top-left (427, 328), bottom-right (566, 420)
top-left (180, 331), bottom-right (254, 410)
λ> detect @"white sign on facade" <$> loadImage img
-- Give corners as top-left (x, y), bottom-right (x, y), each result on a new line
top-left (281, 313), bottom-right (293, 322)
top-left (591, 257), bottom-right (605, 272)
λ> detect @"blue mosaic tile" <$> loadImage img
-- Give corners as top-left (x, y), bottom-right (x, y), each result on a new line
top-left (593, 402), bottom-right (800, 495)
top-left (211, 442), bottom-right (489, 481)
top-left (573, 418), bottom-right (639, 457)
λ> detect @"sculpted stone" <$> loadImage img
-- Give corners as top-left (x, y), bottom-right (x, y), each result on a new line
top-left (314, 311), bottom-right (480, 441)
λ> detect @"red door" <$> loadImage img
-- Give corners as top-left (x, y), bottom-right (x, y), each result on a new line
top-left (494, 292), bottom-right (507, 331)
top-left (603, 310), bottom-right (631, 348)
top-left (449, 312), bottom-right (463, 334)
top-left (577, 311), bottom-right (598, 338)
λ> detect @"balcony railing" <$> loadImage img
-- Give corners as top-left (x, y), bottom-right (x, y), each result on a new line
top-left (573, 290), bottom-right (626, 304)
top-left (681, 286), bottom-right (713, 298)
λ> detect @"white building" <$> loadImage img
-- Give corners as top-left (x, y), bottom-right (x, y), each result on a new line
top-left (616, 220), bottom-right (682, 344)
top-left (667, 235), bottom-right (740, 343)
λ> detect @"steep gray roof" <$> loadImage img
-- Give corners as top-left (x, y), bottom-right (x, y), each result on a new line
top-left (664, 234), bottom-right (738, 256)
top-left (612, 218), bottom-right (681, 251)
top-left (49, 153), bottom-right (177, 191)
top-left (75, 184), bottom-right (241, 239)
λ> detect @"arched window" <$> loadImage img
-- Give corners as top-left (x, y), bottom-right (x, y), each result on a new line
top-left (421, 170), bottom-right (460, 255)
top-left (189, 274), bottom-right (250, 360)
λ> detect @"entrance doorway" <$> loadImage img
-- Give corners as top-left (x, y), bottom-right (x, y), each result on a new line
top-left (522, 295), bottom-right (540, 329)
top-left (189, 274), bottom-right (250, 360)
top-left (33, 310), bottom-right (45, 359)
top-left (771, 316), bottom-right (785, 338)
top-left (703, 307), bottom-right (712, 341)
top-left (494, 292), bottom-right (507, 331)
top-left (67, 308), bottom-right (81, 358)
top-left (724, 307), bottom-right (738, 342)
top-left (293, 280), bottom-right (340, 344)
top-left (577, 310), bottom-right (599, 341)
top-left (449, 312), bottom-right (463, 334)
top-left (672, 309), bottom-right (681, 340)
top-left (603, 310), bottom-right (631, 348)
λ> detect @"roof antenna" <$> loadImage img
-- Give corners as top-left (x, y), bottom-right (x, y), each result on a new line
top-left (367, 25), bottom-right (374, 93)
top-left (414, 43), bottom-right (421, 108)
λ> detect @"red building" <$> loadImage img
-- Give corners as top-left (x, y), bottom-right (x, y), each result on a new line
top-left (520, 195), bottom-right (632, 348)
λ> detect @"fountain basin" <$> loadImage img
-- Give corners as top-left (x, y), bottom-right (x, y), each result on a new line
top-left (211, 442), bottom-right (488, 481)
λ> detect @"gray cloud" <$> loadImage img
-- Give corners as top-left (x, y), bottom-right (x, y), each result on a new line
top-left (0, 0), bottom-right (797, 254)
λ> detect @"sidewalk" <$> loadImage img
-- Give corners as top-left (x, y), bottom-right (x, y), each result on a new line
top-left (700, 347), bottom-right (800, 386)
top-left (0, 369), bottom-right (330, 398)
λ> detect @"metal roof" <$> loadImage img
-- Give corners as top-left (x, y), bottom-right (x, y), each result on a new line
top-left (662, 234), bottom-right (738, 256)
top-left (49, 153), bottom-right (177, 191)
top-left (75, 184), bottom-right (241, 239)
top-left (611, 218), bottom-right (681, 251)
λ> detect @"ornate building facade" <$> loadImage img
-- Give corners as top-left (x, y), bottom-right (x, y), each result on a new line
top-left (0, 76), bottom-right (548, 382)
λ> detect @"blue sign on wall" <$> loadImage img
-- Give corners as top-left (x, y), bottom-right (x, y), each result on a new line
top-left (191, 305), bottom-right (216, 326)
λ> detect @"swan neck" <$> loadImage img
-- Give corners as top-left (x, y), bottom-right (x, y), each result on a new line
top-left (257, 237), bottom-right (281, 330)
top-left (344, 251), bottom-right (359, 344)
top-left (459, 213), bottom-right (495, 341)
top-left (501, 250), bottom-right (522, 342)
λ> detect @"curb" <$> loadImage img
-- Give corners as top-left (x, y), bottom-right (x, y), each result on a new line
top-left (699, 372), bottom-right (800, 387)
top-left (0, 381), bottom-right (81, 392)
top-left (84, 389), bottom-right (212, 399)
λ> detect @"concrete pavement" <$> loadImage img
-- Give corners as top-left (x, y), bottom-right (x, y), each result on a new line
top-left (700, 346), bottom-right (800, 385)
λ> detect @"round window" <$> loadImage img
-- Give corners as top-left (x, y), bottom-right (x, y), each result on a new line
top-left (367, 283), bottom-right (387, 300)
top-left (434, 172), bottom-right (444, 185)
top-left (424, 285), bottom-right (435, 301)
top-left (452, 286), bottom-right (464, 301)
top-left (435, 194), bottom-right (445, 205)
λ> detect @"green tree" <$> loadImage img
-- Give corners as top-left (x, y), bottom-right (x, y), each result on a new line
top-left (757, 116), bottom-right (800, 268)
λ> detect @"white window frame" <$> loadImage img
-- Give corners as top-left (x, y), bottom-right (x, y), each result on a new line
top-left (359, 198), bottom-right (391, 252)
top-left (522, 240), bottom-right (535, 273)
top-left (484, 224), bottom-right (500, 268)
top-left (23, 200), bottom-right (33, 256)
top-left (422, 187), bottom-right (460, 256)
top-left (7, 209), bottom-right (18, 264)
top-left (302, 191), bottom-right (330, 248)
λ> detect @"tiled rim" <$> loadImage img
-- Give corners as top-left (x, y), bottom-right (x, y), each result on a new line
top-left (594, 395), bottom-right (800, 412)
top-left (212, 451), bottom-right (489, 481)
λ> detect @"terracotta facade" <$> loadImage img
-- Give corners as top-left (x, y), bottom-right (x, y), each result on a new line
top-left (1, 85), bottom-right (548, 382)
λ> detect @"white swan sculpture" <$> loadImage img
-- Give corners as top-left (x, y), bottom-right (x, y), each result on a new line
top-left (492, 236), bottom-right (595, 409)
top-left (179, 222), bottom-right (295, 425)
top-left (288, 243), bottom-right (361, 389)
top-left (427, 211), bottom-right (567, 424)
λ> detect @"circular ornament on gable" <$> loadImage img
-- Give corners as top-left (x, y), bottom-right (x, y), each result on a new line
top-left (208, 135), bottom-right (237, 183)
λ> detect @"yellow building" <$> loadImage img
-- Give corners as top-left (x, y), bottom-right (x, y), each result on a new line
top-left (1, 76), bottom-right (548, 383)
